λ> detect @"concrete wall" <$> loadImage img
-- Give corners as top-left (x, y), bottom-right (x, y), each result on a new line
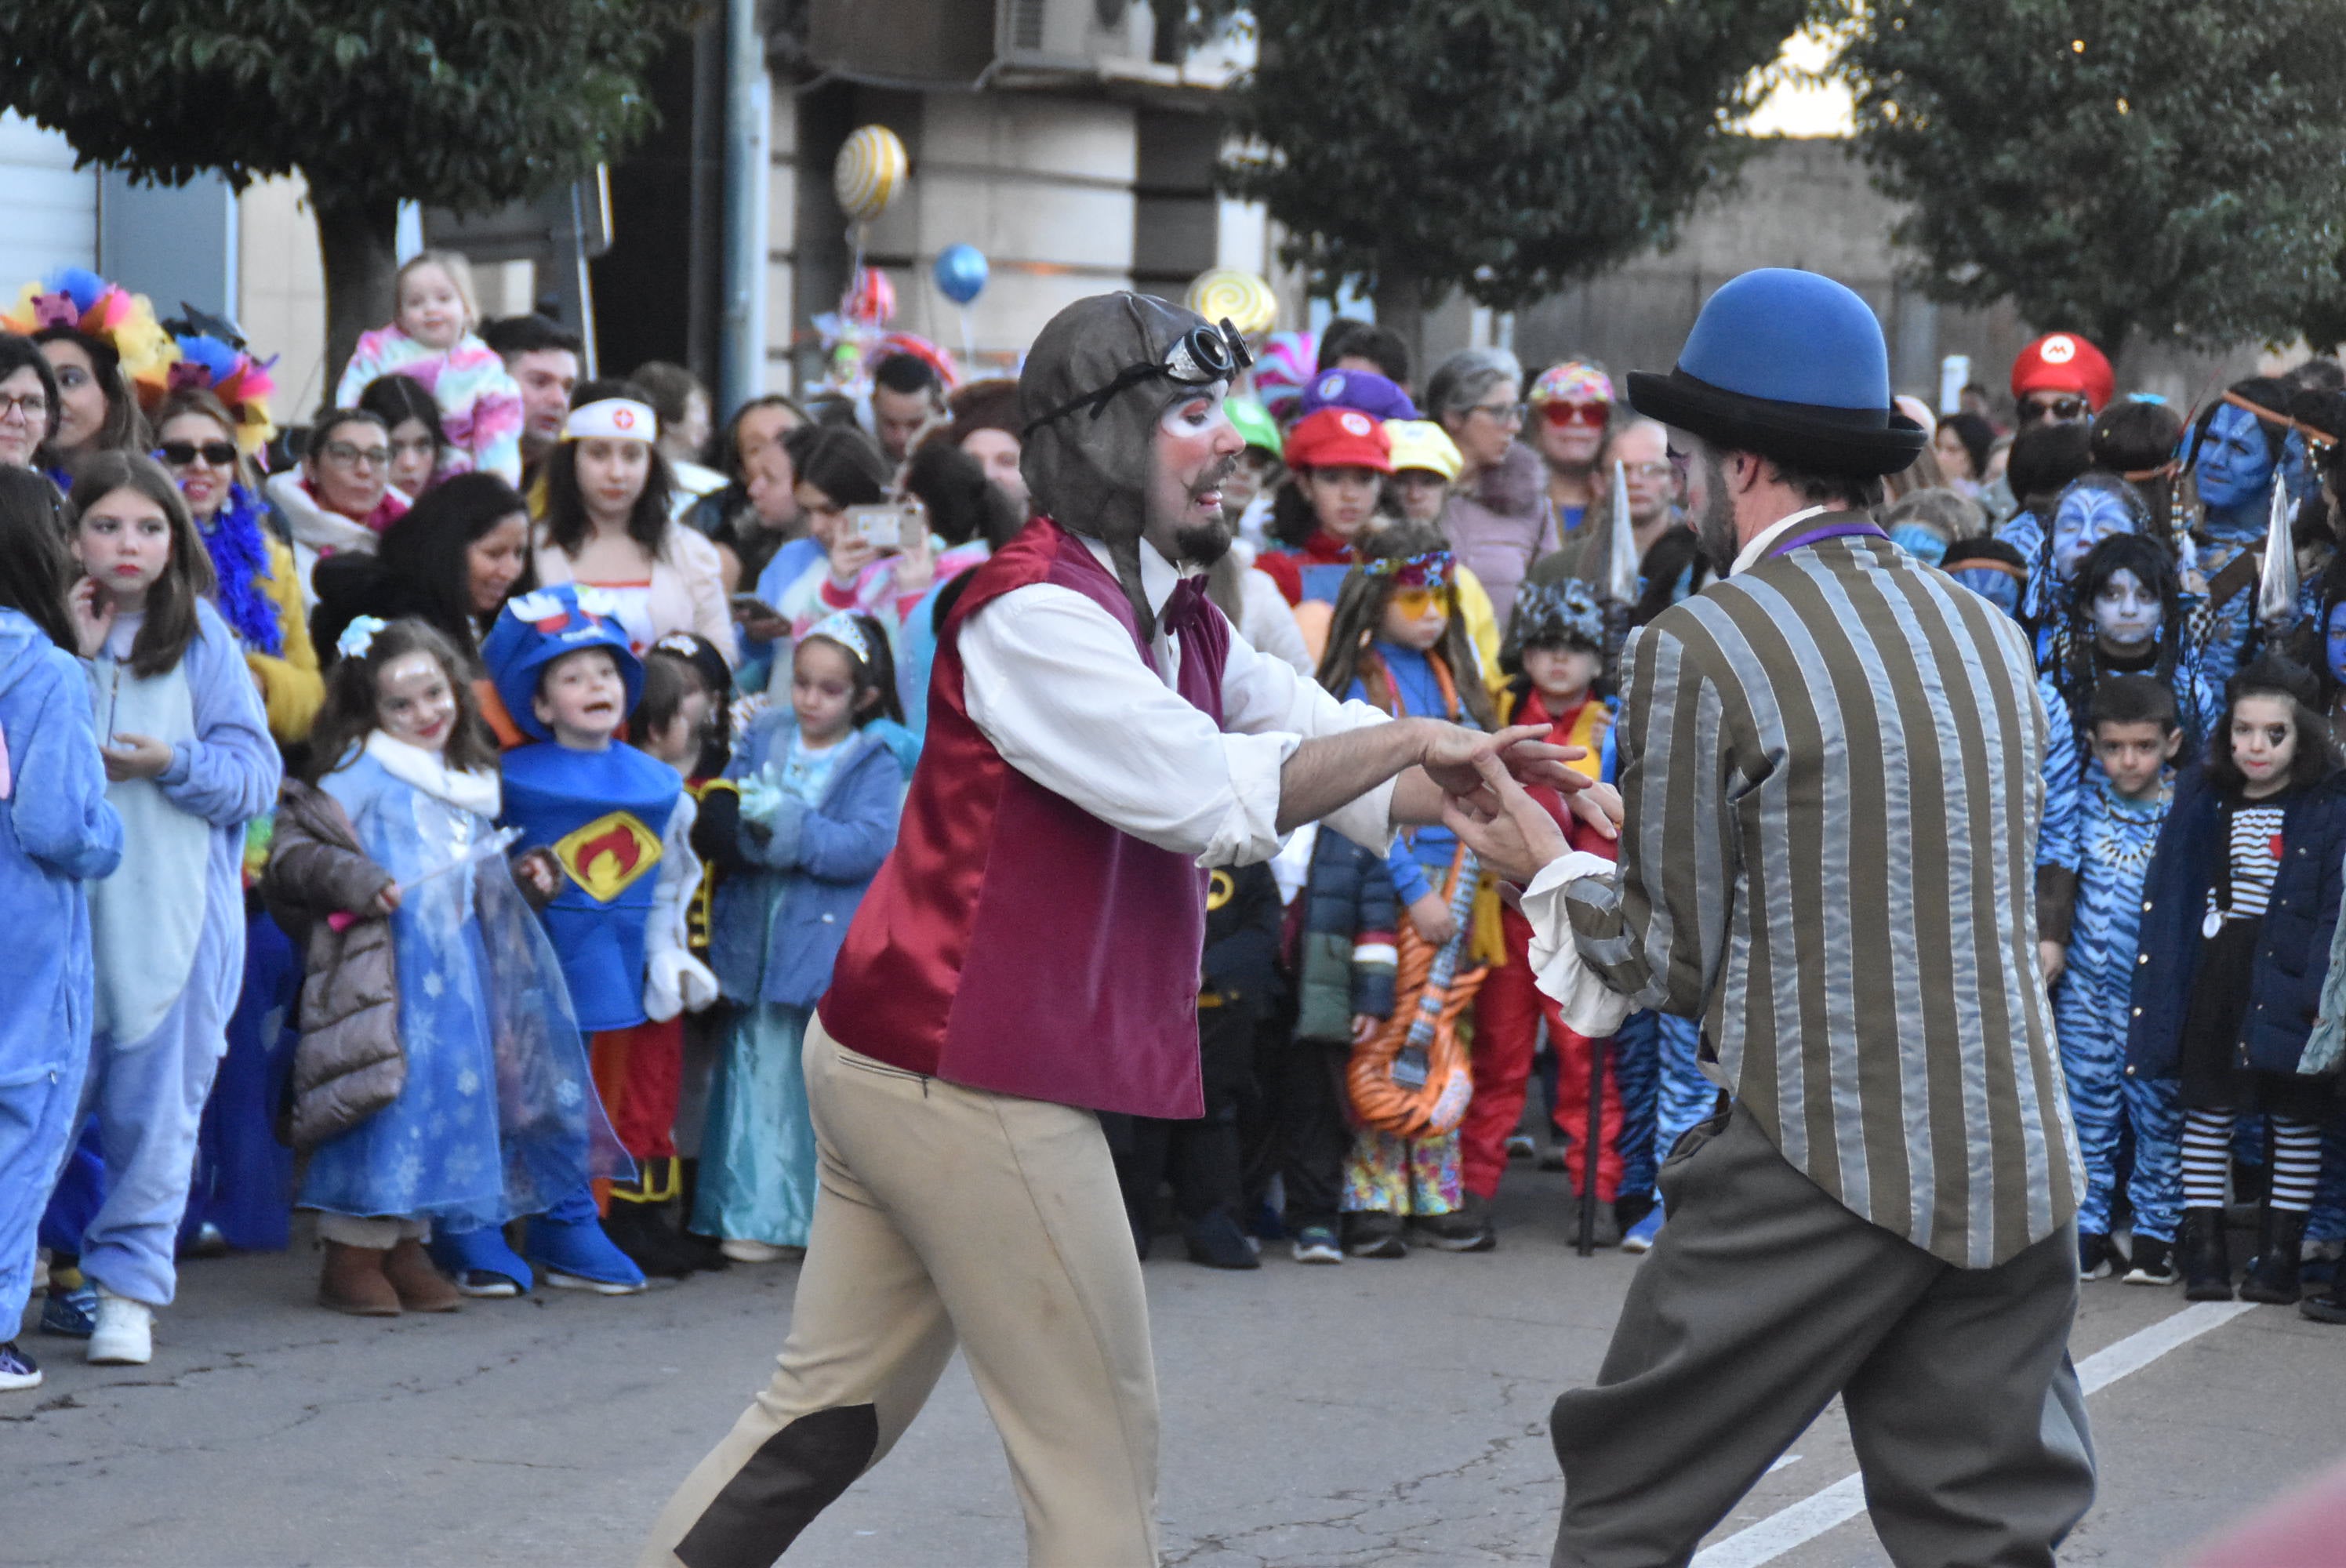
top-left (1512, 137), bottom-right (2268, 417)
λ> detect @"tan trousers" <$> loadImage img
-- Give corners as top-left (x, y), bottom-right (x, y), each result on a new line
top-left (640, 1015), bottom-right (1161, 1568)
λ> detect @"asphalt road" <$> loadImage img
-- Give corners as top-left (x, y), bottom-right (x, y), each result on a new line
top-left (11, 1157), bottom-right (2342, 1566)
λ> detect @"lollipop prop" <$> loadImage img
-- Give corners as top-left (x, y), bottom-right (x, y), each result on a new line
top-left (1184, 269), bottom-right (1276, 340)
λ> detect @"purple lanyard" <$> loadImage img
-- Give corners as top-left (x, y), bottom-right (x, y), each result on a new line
top-left (1769, 520), bottom-right (1890, 559)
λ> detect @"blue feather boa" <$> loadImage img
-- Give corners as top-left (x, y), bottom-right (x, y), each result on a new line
top-left (201, 485), bottom-right (285, 656)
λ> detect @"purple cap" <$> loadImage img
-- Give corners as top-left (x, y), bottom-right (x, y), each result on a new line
top-left (1298, 367), bottom-right (1418, 423)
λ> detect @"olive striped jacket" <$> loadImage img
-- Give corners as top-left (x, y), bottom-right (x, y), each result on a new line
top-left (1565, 515), bottom-right (2083, 1267)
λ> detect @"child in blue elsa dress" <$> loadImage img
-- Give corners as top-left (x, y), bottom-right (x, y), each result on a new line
top-left (267, 615), bottom-right (626, 1313)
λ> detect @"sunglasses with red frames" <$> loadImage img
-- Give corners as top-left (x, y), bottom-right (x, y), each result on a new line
top-left (1538, 400), bottom-right (1610, 430)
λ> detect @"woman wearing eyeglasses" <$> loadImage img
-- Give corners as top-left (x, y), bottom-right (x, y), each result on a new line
top-left (0, 334), bottom-right (61, 474)
top-left (263, 408), bottom-right (412, 604)
top-left (1427, 346), bottom-right (1556, 624)
top-left (152, 390), bottom-right (324, 744)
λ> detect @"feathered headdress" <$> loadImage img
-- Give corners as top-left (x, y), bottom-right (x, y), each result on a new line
top-left (0, 267), bottom-right (180, 411)
top-left (165, 326), bottom-right (278, 456)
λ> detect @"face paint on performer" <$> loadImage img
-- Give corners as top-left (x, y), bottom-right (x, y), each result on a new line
top-left (1147, 384), bottom-right (1243, 568)
top-left (2090, 567), bottom-right (2162, 652)
top-left (2326, 601), bottom-right (2346, 688)
top-left (2194, 403), bottom-right (2278, 512)
top-left (2050, 485), bottom-right (2134, 581)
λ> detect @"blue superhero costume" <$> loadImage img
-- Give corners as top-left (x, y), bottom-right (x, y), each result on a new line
top-left (425, 585), bottom-right (667, 1295)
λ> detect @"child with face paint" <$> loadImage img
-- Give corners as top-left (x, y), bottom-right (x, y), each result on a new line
top-left (2047, 532), bottom-right (2222, 768)
top-left (2022, 474), bottom-right (2150, 665)
top-left (269, 616), bottom-right (618, 1313)
top-left (2184, 379), bottom-right (2297, 693)
top-left (1311, 524), bottom-right (1502, 1256)
top-left (2128, 658), bottom-right (2346, 1306)
top-left (2036, 677), bottom-right (2187, 1285)
top-left (694, 613), bottom-right (903, 1260)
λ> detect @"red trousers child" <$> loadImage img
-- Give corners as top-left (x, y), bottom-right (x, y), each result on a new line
top-left (1466, 905), bottom-right (1622, 1202)
top-left (590, 1018), bottom-right (685, 1207)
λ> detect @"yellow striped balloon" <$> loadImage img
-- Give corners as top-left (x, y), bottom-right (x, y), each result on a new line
top-left (833, 125), bottom-right (909, 223)
top-left (1185, 269), bottom-right (1277, 337)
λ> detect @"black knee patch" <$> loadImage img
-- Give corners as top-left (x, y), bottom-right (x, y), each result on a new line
top-left (674, 1403), bottom-right (881, 1568)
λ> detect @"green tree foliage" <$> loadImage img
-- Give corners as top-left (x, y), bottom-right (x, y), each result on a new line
top-left (0, 0), bottom-right (694, 381)
top-left (1839, 1), bottom-right (2346, 352)
top-left (1220, 0), bottom-right (1818, 350)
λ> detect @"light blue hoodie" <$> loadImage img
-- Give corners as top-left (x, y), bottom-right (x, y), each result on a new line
top-left (0, 607), bottom-right (122, 1085)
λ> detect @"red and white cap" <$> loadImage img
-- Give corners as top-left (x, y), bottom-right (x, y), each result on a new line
top-left (563, 397), bottom-right (658, 442)
top-left (1282, 406), bottom-right (1393, 473)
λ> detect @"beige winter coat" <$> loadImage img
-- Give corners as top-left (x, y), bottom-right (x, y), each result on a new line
top-left (263, 781), bottom-right (404, 1151)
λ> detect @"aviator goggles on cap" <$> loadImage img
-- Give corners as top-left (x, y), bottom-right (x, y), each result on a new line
top-left (1025, 318), bottom-right (1255, 434)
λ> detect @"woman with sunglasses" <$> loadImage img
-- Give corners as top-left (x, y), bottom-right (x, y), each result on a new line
top-left (1428, 346), bottom-right (1556, 624)
top-left (264, 408), bottom-right (411, 604)
top-left (153, 391), bottom-right (323, 745)
top-left (1527, 360), bottom-right (1614, 534)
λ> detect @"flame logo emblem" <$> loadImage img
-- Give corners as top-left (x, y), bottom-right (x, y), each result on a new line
top-left (551, 811), bottom-right (663, 902)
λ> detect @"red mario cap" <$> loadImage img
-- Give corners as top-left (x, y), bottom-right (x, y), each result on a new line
top-left (2010, 332), bottom-right (2115, 412)
top-left (1282, 406), bottom-right (1393, 473)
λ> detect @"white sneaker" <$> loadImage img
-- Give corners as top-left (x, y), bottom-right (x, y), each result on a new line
top-left (718, 1238), bottom-right (801, 1264)
top-left (88, 1289), bottom-right (154, 1366)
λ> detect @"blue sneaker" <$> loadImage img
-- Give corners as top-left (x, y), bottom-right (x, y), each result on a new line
top-left (526, 1214), bottom-right (648, 1294)
top-left (40, 1282), bottom-right (97, 1338)
top-left (1291, 1225), bottom-right (1342, 1265)
top-left (0, 1340), bottom-right (42, 1391)
top-left (430, 1227), bottom-right (535, 1298)
top-left (1620, 1204), bottom-right (1665, 1254)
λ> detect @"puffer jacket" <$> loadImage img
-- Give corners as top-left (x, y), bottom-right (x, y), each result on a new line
top-left (1292, 828), bottom-right (1398, 1043)
top-left (262, 779), bottom-right (402, 1150)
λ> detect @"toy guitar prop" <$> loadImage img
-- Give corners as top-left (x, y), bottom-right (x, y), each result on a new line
top-left (327, 826), bottom-right (522, 932)
top-left (1347, 846), bottom-right (1487, 1138)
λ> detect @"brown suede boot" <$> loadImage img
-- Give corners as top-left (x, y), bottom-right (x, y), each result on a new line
top-left (318, 1242), bottom-right (401, 1316)
top-left (383, 1238), bottom-right (462, 1313)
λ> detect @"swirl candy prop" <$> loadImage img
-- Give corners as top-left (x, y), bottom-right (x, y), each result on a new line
top-left (833, 125), bottom-right (909, 223)
top-left (1346, 848), bottom-right (1486, 1138)
top-left (1249, 330), bottom-right (1315, 419)
top-left (1184, 268), bottom-right (1276, 339)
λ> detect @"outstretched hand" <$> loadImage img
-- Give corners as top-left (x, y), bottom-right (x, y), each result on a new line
top-left (1421, 723), bottom-right (1621, 844)
top-left (1441, 750), bottom-right (1621, 884)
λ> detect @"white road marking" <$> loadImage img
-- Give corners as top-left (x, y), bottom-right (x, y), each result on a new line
top-left (1690, 1301), bottom-right (2257, 1567)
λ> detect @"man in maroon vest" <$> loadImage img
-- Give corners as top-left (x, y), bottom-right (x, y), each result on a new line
top-left (641, 294), bottom-right (1606, 1568)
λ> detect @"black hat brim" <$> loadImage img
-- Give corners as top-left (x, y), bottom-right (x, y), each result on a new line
top-left (1626, 368), bottom-right (1927, 476)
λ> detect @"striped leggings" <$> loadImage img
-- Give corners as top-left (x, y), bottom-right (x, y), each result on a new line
top-left (2053, 968), bottom-right (2182, 1241)
top-left (1614, 1011), bottom-right (1712, 1201)
top-left (2181, 1109), bottom-right (2324, 1211)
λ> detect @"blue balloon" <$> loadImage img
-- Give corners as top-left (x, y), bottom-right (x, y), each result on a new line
top-left (933, 243), bottom-right (989, 306)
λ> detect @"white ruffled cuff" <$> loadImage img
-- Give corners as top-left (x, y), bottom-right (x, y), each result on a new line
top-left (1520, 851), bottom-right (1635, 1036)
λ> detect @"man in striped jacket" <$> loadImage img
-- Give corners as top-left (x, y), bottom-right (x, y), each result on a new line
top-left (1447, 268), bottom-right (2094, 1567)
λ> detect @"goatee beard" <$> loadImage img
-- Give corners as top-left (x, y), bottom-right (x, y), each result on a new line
top-left (1174, 517), bottom-right (1233, 568)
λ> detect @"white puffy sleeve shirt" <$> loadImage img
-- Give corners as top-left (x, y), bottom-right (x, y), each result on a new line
top-left (959, 538), bottom-right (1397, 867)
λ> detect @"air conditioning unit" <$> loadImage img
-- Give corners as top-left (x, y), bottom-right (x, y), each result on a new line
top-left (996, 0), bottom-right (1153, 74)
top-left (805, 0), bottom-right (995, 85)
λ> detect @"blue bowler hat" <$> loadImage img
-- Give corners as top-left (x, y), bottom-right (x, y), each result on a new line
top-left (1626, 269), bottom-right (1926, 476)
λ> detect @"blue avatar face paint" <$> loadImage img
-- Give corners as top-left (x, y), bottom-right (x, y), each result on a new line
top-left (2050, 488), bottom-right (2135, 582)
top-left (2326, 601), bottom-right (2346, 687)
top-left (2193, 403), bottom-right (2277, 513)
top-left (1888, 522), bottom-right (1948, 565)
top-left (1952, 566), bottom-right (2022, 619)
